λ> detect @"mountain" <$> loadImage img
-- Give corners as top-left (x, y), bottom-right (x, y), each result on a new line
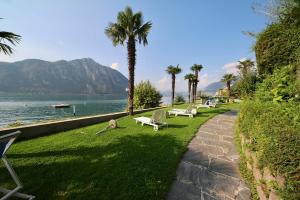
top-left (203, 81), bottom-right (225, 94)
top-left (0, 58), bottom-right (128, 95)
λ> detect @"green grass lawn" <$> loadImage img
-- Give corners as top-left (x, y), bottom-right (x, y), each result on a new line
top-left (0, 103), bottom-right (239, 200)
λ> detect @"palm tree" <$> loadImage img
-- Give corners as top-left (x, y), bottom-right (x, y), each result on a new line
top-left (105, 7), bottom-right (152, 115)
top-left (184, 73), bottom-right (196, 103)
top-left (0, 19), bottom-right (21, 55)
top-left (166, 65), bottom-right (182, 106)
top-left (221, 73), bottom-right (236, 100)
top-left (237, 59), bottom-right (254, 77)
top-left (191, 64), bottom-right (203, 102)
top-left (191, 76), bottom-right (198, 103)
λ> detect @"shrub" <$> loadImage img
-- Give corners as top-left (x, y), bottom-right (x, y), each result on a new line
top-left (237, 100), bottom-right (300, 199)
top-left (255, 65), bottom-right (300, 103)
top-left (133, 80), bottom-right (162, 109)
top-left (174, 95), bottom-right (185, 103)
top-left (255, 23), bottom-right (300, 75)
top-left (233, 72), bottom-right (258, 98)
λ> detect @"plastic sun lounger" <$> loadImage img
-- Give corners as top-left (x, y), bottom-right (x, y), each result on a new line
top-left (134, 110), bottom-right (168, 131)
top-left (0, 131), bottom-right (35, 200)
top-left (168, 107), bottom-right (197, 118)
top-left (196, 100), bottom-right (216, 109)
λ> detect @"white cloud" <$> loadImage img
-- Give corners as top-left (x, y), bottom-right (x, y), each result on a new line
top-left (110, 62), bottom-right (119, 70)
top-left (222, 57), bottom-right (249, 75)
top-left (223, 62), bottom-right (239, 75)
top-left (198, 73), bottom-right (209, 88)
top-left (153, 75), bottom-right (186, 92)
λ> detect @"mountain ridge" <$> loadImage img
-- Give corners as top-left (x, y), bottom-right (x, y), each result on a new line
top-left (0, 58), bottom-right (128, 95)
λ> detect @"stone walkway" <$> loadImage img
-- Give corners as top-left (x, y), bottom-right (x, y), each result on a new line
top-left (167, 111), bottom-right (251, 200)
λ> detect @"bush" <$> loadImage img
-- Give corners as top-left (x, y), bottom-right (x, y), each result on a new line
top-left (133, 80), bottom-right (162, 109)
top-left (233, 72), bottom-right (257, 98)
top-left (255, 23), bottom-right (300, 75)
top-left (174, 95), bottom-right (185, 103)
top-left (237, 100), bottom-right (300, 199)
top-left (255, 65), bottom-right (300, 103)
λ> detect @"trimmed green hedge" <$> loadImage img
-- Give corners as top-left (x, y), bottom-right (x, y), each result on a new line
top-left (237, 100), bottom-right (300, 199)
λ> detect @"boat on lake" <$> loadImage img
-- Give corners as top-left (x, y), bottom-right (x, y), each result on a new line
top-left (52, 104), bottom-right (71, 108)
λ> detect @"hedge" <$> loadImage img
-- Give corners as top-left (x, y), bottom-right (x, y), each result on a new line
top-left (237, 100), bottom-right (300, 199)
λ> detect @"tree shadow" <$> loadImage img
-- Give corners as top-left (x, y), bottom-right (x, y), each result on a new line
top-left (0, 134), bottom-right (182, 200)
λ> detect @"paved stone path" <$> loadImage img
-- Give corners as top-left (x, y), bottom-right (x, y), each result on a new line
top-left (167, 111), bottom-right (251, 200)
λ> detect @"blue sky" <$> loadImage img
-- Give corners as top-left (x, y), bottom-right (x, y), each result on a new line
top-left (0, 0), bottom-right (267, 92)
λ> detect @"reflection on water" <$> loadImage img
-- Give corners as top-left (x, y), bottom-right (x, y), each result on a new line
top-left (0, 93), bottom-right (127, 127)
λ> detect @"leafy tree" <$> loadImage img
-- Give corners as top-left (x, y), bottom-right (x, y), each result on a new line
top-left (166, 65), bottom-right (182, 106)
top-left (174, 95), bottom-right (185, 103)
top-left (234, 59), bottom-right (257, 98)
top-left (237, 59), bottom-right (255, 77)
top-left (221, 73), bottom-right (236, 99)
top-left (184, 73), bottom-right (196, 103)
top-left (191, 64), bottom-right (203, 102)
top-left (255, 23), bottom-right (300, 75)
top-left (133, 80), bottom-right (162, 109)
top-left (105, 7), bottom-right (152, 115)
top-left (0, 19), bottom-right (21, 55)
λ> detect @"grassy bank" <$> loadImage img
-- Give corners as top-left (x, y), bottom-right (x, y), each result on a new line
top-left (0, 103), bottom-right (239, 200)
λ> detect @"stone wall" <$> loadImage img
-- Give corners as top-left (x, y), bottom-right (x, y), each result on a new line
top-left (0, 107), bottom-right (163, 141)
top-left (239, 134), bottom-right (285, 200)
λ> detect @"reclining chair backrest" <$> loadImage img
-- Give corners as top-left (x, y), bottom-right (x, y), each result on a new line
top-left (0, 131), bottom-right (21, 158)
top-left (151, 110), bottom-right (167, 124)
top-left (185, 105), bottom-right (197, 115)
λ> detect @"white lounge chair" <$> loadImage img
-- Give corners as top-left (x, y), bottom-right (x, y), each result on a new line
top-left (168, 106), bottom-right (197, 118)
top-left (134, 110), bottom-right (168, 131)
top-left (196, 100), bottom-right (216, 109)
top-left (0, 131), bottom-right (35, 200)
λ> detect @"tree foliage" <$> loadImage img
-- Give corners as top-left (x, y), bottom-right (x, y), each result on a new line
top-left (255, 23), bottom-right (300, 75)
top-left (174, 95), bottom-right (185, 103)
top-left (166, 65), bottom-right (182, 105)
top-left (133, 80), bottom-right (162, 109)
top-left (105, 6), bottom-right (152, 115)
top-left (0, 19), bottom-right (21, 55)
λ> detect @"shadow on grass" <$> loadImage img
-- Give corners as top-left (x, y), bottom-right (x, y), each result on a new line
top-left (0, 134), bottom-right (182, 200)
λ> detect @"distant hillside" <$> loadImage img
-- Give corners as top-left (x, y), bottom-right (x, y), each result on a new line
top-left (203, 81), bottom-right (224, 93)
top-left (0, 58), bottom-right (128, 95)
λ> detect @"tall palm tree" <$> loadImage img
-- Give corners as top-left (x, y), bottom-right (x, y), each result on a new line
top-left (191, 76), bottom-right (198, 103)
top-left (184, 73), bottom-right (196, 103)
top-left (237, 59), bottom-right (254, 77)
top-left (221, 73), bottom-right (236, 100)
top-left (105, 7), bottom-right (152, 115)
top-left (191, 64), bottom-right (203, 102)
top-left (166, 65), bottom-right (182, 106)
top-left (0, 20), bottom-right (21, 55)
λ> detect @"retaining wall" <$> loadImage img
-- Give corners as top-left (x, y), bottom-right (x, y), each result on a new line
top-left (0, 107), bottom-right (163, 141)
top-left (239, 134), bottom-right (284, 200)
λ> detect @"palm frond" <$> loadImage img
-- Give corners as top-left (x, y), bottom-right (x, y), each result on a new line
top-left (105, 23), bottom-right (126, 46)
top-left (0, 31), bottom-right (21, 55)
top-left (0, 42), bottom-right (14, 55)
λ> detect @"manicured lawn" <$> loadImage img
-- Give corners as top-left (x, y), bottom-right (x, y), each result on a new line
top-left (0, 103), bottom-right (239, 200)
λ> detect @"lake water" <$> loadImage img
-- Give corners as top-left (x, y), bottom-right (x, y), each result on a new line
top-left (0, 93), bottom-right (127, 128)
top-left (0, 93), bottom-right (172, 128)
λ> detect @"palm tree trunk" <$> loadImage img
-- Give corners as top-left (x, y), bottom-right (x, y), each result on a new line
top-left (188, 81), bottom-right (191, 103)
top-left (127, 36), bottom-right (136, 115)
top-left (171, 74), bottom-right (175, 106)
top-left (195, 71), bottom-right (198, 103)
top-left (191, 82), bottom-right (195, 103)
top-left (227, 82), bottom-right (231, 102)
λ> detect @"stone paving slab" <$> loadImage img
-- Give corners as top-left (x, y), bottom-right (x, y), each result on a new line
top-left (167, 111), bottom-right (251, 200)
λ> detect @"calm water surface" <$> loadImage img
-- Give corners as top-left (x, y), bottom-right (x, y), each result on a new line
top-left (0, 93), bottom-right (127, 127)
